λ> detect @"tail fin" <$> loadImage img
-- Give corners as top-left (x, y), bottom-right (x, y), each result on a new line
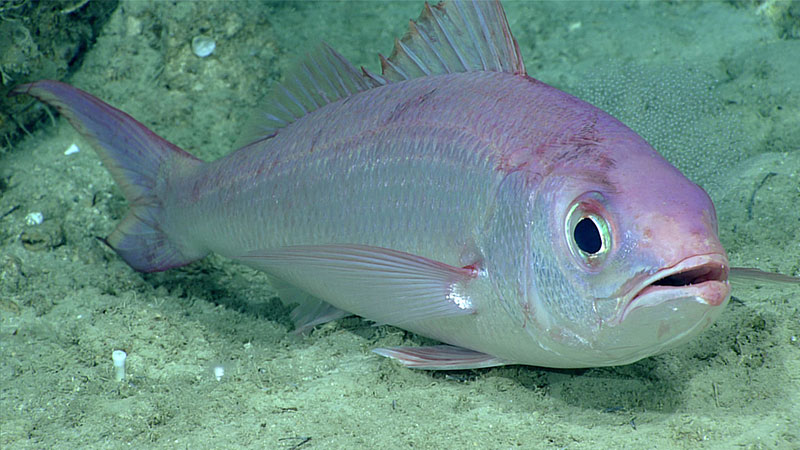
top-left (10, 80), bottom-right (207, 272)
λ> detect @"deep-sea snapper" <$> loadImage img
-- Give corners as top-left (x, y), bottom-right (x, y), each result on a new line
top-left (15, 0), bottom-right (761, 370)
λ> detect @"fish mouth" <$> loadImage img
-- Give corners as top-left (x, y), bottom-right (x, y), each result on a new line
top-left (620, 253), bottom-right (730, 323)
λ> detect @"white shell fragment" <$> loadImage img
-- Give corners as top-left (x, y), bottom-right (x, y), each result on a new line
top-left (64, 143), bottom-right (80, 155)
top-left (192, 36), bottom-right (216, 58)
top-left (213, 365), bottom-right (225, 381)
top-left (25, 212), bottom-right (43, 225)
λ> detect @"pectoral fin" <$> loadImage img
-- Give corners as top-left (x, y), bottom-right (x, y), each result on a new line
top-left (237, 244), bottom-right (478, 328)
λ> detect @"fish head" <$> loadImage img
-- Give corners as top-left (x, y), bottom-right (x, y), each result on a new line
top-left (522, 120), bottom-right (730, 367)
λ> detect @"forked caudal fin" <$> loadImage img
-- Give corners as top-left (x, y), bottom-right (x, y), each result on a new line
top-left (9, 80), bottom-right (206, 272)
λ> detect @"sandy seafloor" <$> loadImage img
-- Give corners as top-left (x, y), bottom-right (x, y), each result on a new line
top-left (1, 1), bottom-right (799, 448)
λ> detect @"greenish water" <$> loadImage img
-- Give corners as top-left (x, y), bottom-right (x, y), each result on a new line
top-left (1, 1), bottom-right (798, 448)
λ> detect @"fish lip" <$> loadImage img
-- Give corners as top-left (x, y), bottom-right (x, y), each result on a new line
top-left (620, 253), bottom-right (731, 322)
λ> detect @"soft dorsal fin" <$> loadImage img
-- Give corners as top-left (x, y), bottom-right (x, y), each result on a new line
top-left (246, 42), bottom-right (383, 144)
top-left (370, 0), bottom-right (526, 83)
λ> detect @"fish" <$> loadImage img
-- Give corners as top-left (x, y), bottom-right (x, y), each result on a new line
top-left (11, 0), bottom-right (785, 370)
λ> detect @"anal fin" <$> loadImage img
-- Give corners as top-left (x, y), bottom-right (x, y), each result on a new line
top-left (267, 275), bottom-right (349, 334)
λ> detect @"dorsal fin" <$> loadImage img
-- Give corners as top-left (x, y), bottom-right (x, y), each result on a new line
top-left (367, 0), bottom-right (526, 83)
top-left (245, 0), bottom-right (525, 145)
top-left (244, 42), bottom-right (383, 145)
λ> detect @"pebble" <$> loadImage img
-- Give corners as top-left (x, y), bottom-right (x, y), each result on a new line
top-left (64, 143), bottom-right (80, 155)
top-left (25, 212), bottom-right (43, 225)
top-left (192, 36), bottom-right (216, 58)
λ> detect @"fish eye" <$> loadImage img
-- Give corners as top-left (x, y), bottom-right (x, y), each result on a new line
top-left (574, 217), bottom-right (602, 254)
top-left (565, 193), bottom-right (612, 267)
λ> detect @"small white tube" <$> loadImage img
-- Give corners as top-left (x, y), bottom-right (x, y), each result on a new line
top-left (213, 365), bottom-right (225, 381)
top-left (112, 350), bottom-right (127, 381)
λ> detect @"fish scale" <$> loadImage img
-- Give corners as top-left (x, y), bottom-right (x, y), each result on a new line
top-left (182, 77), bottom-right (503, 259)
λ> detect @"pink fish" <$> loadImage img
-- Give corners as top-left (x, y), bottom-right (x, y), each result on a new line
top-left (12, 0), bottom-right (749, 369)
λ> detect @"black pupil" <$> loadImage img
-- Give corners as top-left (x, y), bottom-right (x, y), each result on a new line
top-left (574, 217), bottom-right (602, 254)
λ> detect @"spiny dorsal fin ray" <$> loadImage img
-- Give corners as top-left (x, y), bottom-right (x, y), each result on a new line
top-left (375, 0), bottom-right (526, 82)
